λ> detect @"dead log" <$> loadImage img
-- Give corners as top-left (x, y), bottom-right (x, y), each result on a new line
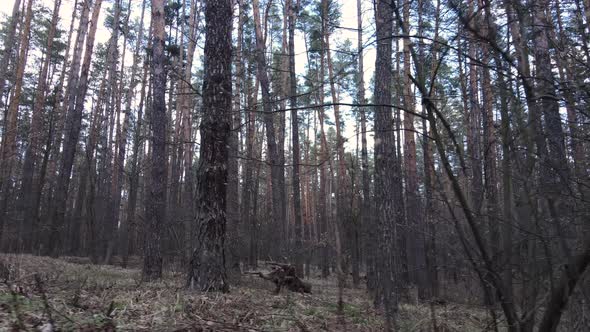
top-left (246, 263), bottom-right (312, 294)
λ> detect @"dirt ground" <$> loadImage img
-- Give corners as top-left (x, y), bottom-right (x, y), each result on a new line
top-left (0, 254), bottom-right (491, 331)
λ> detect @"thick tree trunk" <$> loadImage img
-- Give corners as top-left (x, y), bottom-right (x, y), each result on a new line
top-left (143, 0), bottom-right (167, 281)
top-left (374, 0), bottom-right (398, 329)
top-left (187, 0), bottom-right (233, 292)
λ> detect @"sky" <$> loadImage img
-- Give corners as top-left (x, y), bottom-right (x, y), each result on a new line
top-left (0, 0), bottom-right (378, 150)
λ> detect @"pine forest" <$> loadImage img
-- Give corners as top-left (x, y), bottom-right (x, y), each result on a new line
top-left (0, 0), bottom-right (588, 330)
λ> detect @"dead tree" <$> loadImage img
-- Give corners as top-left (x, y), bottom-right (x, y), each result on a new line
top-left (249, 263), bottom-right (312, 294)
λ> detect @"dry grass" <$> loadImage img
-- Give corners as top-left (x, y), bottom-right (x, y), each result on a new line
top-left (0, 254), bottom-right (491, 331)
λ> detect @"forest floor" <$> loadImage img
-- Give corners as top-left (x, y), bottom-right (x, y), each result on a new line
top-left (0, 254), bottom-right (491, 331)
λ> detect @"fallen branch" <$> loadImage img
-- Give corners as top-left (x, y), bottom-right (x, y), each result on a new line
top-left (245, 264), bottom-right (312, 294)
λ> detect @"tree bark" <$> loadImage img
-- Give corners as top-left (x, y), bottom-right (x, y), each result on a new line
top-left (374, 0), bottom-right (398, 329)
top-left (187, 0), bottom-right (233, 292)
top-left (143, 0), bottom-right (167, 281)
top-left (479, 0), bottom-right (500, 273)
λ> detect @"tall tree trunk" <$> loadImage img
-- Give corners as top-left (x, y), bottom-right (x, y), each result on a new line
top-left (243, 72), bottom-right (259, 269)
top-left (423, 0), bottom-right (441, 301)
top-left (252, 0), bottom-right (284, 259)
top-left (480, 0), bottom-right (500, 266)
top-left (317, 0), bottom-right (331, 279)
top-left (402, 0), bottom-right (425, 294)
top-left (532, 0), bottom-right (569, 188)
top-left (88, 0), bottom-right (119, 260)
top-left (287, 0), bottom-right (304, 277)
top-left (35, 0), bottom-right (79, 252)
top-left (495, 52), bottom-right (514, 310)
top-left (553, 0), bottom-right (590, 238)
top-left (81, 76), bottom-right (108, 260)
top-left (357, 0), bottom-right (372, 292)
top-left (187, 0), bottom-right (233, 292)
top-left (106, 0), bottom-right (126, 264)
top-left (466, 0), bottom-right (483, 214)
top-left (19, 0), bottom-right (62, 252)
top-left (303, 113), bottom-right (313, 278)
top-left (0, 0), bottom-right (33, 243)
top-left (227, 0), bottom-right (242, 275)
top-left (171, 0), bottom-right (200, 264)
top-left (167, 27), bottom-right (182, 261)
top-left (322, 0), bottom-right (345, 311)
top-left (502, 3), bottom-right (540, 327)
top-left (374, 0), bottom-right (398, 329)
top-left (526, 0), bottom-right (573, 271)
top-left (0, 0), bottom-right (21, 110)
top-left (46, 0), bottom-right (101, 257)
top-left (143, 0), bottom-right (167, 281)
top-left (121, 0), bottom-right (148, 267)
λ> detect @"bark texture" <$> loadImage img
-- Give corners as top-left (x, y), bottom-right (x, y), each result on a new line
top-left (187, 0), bottom-right (233, 292)
top-left (143, 0), bottom-right (167, 281)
